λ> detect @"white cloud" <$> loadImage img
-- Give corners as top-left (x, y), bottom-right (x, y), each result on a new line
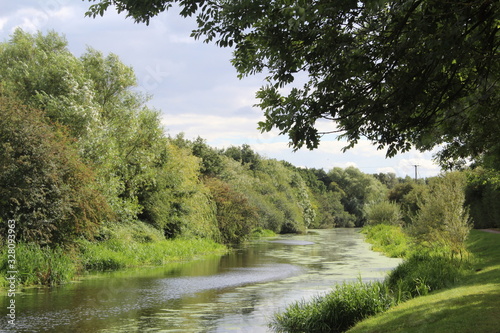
top-left (376, 167), bottom-right (397, 174)
top-left (161, 113), bottom-right (264, 142)
top-left (0, 17), bottom-right (9, 32)
top-left (5, 5), bottom-right (76, 34)
top-left (0, 2), bottom-right (445, 179)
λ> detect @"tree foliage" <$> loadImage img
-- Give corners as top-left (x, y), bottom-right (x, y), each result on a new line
top-left (465, 167), bottom-right (500, 229)
top-left (0, 95), bottom-right (111, 244)
top-left (204, 177), bottom-right (257, 244)
top-left (87, 0), bottom-right (500, 167)
top-left (328, 167), bottom-right (388, 226)
top-left (409, 172), bottom-right (472, 257)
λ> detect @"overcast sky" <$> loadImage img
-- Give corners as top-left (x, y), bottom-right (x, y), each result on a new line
top-left (0, 0), bottom-right (442, 178)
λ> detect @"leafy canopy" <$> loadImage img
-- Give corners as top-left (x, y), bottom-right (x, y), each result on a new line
top-left (86, 0), bottom-right (500, 167)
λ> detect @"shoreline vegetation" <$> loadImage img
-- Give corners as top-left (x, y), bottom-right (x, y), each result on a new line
top-left (0, 221), bottom-right (228, 290)
top-left (0, 223), bottom-right (279, 291)
top-left (1, 30), bottom-right (500, 331)
top-left (270, 225), bottom-right (500, 333)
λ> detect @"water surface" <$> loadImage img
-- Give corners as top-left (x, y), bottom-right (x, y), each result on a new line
top-left (1, 229), bottom-right (401, 332)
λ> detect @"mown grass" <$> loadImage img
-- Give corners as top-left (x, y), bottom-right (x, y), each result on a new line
top-left (347, 230), bottom-right (500, 333)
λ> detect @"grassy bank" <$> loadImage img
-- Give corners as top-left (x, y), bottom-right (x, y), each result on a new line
top-left (270, 225), bottom-right (490, 332)
top-left (348, 230), bottom-right (500, 333)
top-left (0, 222), bottom-right (227, 289)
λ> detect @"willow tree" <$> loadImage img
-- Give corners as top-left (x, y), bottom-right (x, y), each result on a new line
top-left (87, 0), bottom-right (500, 167)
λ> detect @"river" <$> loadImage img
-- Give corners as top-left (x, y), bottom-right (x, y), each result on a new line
top-left (1, 228), bottom-right (402, 332)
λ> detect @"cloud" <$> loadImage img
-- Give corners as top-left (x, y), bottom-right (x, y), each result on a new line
top-left (376, 167), bottom-right (397, 174)
top-left (0, 17), bottom-right (8, 32)
top-left (2, 4), bottom-right (77, 34)
top-left (161, 113), bottom-right (264, 142)
top-left (0, 2), bottom-right (444, 179)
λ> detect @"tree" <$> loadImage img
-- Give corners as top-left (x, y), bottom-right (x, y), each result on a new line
top-left (0, 29), bottom-right (98, 138)
top-left (204, 177), bottom-right (258, 244)
top-left (86, 0), bottom-right (500, 167)
top-left (328, 166), bottom-right (387, 226)
top-left (190, 136), bottom-right (224, 176)
top-left (0, 95), bottom-right (111, 244)
top-left (408, 172), bottom-right (471, 257)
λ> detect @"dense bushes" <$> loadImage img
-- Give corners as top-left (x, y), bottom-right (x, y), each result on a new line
top-left (365, 200), bottom-right (402, 226)
top-left (204, 177), bottom-right (257, 244)
top-left (465, 168), bottom-right (500, 229)
top-left (0, 95), bottom-right (111, 245)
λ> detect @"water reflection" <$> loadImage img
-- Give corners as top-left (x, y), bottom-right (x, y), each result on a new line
top-left (1, 229), bottom-right (401, 332)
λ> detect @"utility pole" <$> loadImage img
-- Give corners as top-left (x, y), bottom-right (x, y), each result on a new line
top-left (413, 165), bottom-right (419, 182)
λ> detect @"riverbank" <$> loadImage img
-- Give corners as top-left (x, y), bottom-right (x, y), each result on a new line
top-left (348, 229), bottom-right (500, 332)
top-left (269, 225), bottom-right (497, 332)
top-left (0, 221), bottom-right (227, 291)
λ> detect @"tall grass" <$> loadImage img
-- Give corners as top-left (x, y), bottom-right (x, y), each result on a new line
top-left (270, 280), bottom-right (395, 333)
top-left (0, 243), bottom-right (77, 286)
top-left (0, 221), bottom-right (227, 288)
top-left (78, 237), bottom-right (227, 271)
top-left (78, 220), bottom-right (227, 271)
top-left (361, 224), bottom-right (410, 258)
top-left (386, 253), bottom-right (470, 302)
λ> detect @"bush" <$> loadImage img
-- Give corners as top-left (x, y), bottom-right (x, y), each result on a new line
top-left (0, 95), bottom-right (111, 245)
top-left (362, 224), bottom-right (410, 258)
top-left (408, 172), bottom-right (472, 258)
top-left (204, 177), bottom-right (258, 244)
top-left (465, 167), bottom-right (500, 229)
top-left (270, 280), bottom-right (394, 333)
top-left (386, 253), bottom-right (469, 302)
top-left (365, 200), bottom-right (402, 226)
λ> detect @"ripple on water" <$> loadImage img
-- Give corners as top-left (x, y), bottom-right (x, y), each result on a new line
top-left (268, 240), bottom-right (315, 245)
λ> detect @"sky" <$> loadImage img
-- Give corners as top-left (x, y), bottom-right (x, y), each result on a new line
top-left (0, 0), bottom-right (443, 178)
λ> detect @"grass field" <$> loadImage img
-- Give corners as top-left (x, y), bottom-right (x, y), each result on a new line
top-left (347, 230), bottom-right (500, 333)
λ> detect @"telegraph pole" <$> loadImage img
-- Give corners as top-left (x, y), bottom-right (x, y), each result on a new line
top-left (413, 165), bottom-right (419, 182)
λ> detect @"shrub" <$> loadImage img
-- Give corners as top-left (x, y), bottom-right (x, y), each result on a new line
top-left (270, 280), bottom-right (394, 333)
top-left (408, 172), bottom-right (472, 258)
top-left (365, 200), bottom-right (402, 226)
top-left (386, 253), bottom-right (469, 302)
top-left (204, 177), bottom-right (258, 244)
top-left (0, 95), bottom-right (111, 245)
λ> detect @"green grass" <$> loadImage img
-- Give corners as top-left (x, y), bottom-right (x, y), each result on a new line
top-left (361, 224), bottom-right (410, 258)
top-left (0, 243), bottom-right (77, 287)
top-left (270, 227), bottom-right (499, 333)
top-left (270, 279), bottom-right (395, 333)
top-left (78, 237), bottom-right (227, 271)
top-left (250, 227), bottom-right (277, 239)
top-left (347, 230), bottom-right (500, 333)
top-left (0, 221), bottom-right (227, 289)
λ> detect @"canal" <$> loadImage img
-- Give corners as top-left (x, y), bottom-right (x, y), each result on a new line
top-left (1, 228), bottom-right (402, 332)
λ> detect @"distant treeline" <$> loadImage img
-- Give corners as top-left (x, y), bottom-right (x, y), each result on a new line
top-left (0, 30), bottom-right (498, 249)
